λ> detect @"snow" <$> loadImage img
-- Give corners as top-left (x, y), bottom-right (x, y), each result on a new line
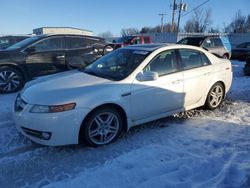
top-left (0, 60), bottom-right (249, 188)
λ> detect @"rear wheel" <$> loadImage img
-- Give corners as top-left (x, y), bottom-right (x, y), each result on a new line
top-left (222, 54), bottom-right (229, 59)
top-left (205, 82), bottom-right (225, 110)
top-left (82, 107), bottom-right (123, 147)
top-left (0, 66), bottom-right (24, 94)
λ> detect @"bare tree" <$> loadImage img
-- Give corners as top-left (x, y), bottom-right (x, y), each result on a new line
top-left (164, 23), bottom-right (172, 32)
top-left (246, 15), bottom-right (250, 33)
top-left (184, 8), bottom-right (212, 32)
top-left (98, 31), bottom-right (113, 39)
top-left (226, 10), bottom-right (246, 33)
top-left (120, 28), bottom-right (139, 37)
top-left (139, 23), bottom-right (176, 34)
top-left (184, 20), bottom-right (195, 32)
top-left (208, 27), bottom-right (220, 33)
top-left (140, 27), bottom-right (152, 34)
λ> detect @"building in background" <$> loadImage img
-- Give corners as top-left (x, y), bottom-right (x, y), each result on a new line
top-left (33, 27), bottom-right (93, 36)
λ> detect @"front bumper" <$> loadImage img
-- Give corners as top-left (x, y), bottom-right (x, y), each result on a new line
top-left (13, 101), bottom-right (91, 146)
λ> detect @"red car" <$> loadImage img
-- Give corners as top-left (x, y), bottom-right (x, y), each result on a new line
top-left (103, 35), bottom-right (152, 54)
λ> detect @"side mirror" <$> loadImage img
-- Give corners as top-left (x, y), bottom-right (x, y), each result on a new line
top-left (136, 71), bottom-right (159, 82)
top-left (25, 46), bottom-right (36, 53)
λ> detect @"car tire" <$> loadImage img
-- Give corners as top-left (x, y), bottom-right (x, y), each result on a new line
top-left (222, 54), bottom-right (229, 59)
top-left (205, 82), bottom-right (225, 110)
top-left (103, 45), bottom-right (114, 55)
top-left (0, 66), bottom-right (24, 94)
top-left (82, 107), bottom-right (123, 147)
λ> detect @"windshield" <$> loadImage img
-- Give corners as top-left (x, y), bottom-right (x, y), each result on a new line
top-left (81, 48), bottom-right (150, 80)
top-left (113, 36), bottom-right (133, 44)
top-left (177, 37), bottom-right (204, 46)
top-left (0, 38), bottom-right (10, 49)
top-left (7, 36), bottom-right (40, 50)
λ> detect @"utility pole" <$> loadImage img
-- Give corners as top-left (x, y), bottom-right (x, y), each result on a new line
top-left (177, 0), bottom-right (187, 33)
top-left (177, 0), bottom-right (183, 33)
top-left (158, 13), bottom-right (167, 33)
top-left (171, 0), bottom-right (177, 32)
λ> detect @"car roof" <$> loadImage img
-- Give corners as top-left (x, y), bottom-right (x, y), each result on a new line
top-left (39, 34), bottom-right (104, 40)
top-left (123, 43), bottom-right (205, 52)
top-left (123, 43), bottom-right (172, 51)
top-left (184, 35), bottom-right (222, 39)
top-left (0, 35), bottom-right (32, 38)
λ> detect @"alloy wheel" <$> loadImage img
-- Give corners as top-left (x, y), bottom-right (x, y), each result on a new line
top-left (0, 70), bottom-right (20, 92)
top-left (88, 112), bottom-right (120, 145)
top-left (208, 85), bottom-right (223, 108)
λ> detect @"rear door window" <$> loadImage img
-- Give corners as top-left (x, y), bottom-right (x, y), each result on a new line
top-left (203, 38), bottom-right (214, 48)
top-left (178, 49), bottom-right (205, 70)
top-left (66, 37), bottom-right (93, 49)
top-left (213, 38), bottom-right (223, 47)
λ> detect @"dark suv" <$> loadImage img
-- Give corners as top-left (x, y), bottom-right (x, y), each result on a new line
top-left (177, 35), bottom-right (231, 59)
top-left (0, 34), bottom-right (106, 93)
top-left (103, 35), bottom-right (152, 54)
top-left (244, 55), bottom-right (250, 76)
top-left (0, 35), bottom-right (31, 50)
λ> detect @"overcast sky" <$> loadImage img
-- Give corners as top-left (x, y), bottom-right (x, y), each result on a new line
top-left (0, 0), bottom-right (249, 36)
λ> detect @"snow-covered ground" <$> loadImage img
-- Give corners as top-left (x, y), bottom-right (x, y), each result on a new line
top-left (0, 60), bottom-right (249, 188)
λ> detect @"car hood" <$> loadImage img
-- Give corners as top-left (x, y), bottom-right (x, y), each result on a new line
top-left (21, 70), bottom-right (113, 105)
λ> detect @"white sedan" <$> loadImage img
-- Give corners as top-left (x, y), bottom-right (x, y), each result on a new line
top-left (13, 44), bottom-right (232, 147)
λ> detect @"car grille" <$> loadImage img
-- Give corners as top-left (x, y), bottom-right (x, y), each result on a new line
top-left (15, 94), bottom-right (27, 112)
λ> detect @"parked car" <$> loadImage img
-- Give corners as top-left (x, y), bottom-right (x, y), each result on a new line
top-left (14, 44), bottom-right (232, 147)
top-left (0, 34), bottom-right (106, 93)
top-left (244, 54), bottom-right (250, 76)
top-left (231, 42), bottom-right (250, 61)
top-left (0, 35), bottom-right (31, 50)
top-left (177, 35), bottom-right (232, 59)
top-left (103, 35), bottom-right (152, 54)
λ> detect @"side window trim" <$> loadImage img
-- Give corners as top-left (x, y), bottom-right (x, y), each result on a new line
top-left (65, 36), bottom-right (99, 50)
top-left (22, 36), bottom-right (65, 53)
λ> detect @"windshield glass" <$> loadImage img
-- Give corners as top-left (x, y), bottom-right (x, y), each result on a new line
top-left (81, 49), bottom-right (150, 81)
top-left (7, 36), bottom-right (40, 50)
top-left (113, 36), bottom-right (133, 44)
top-left (0, 38), bottom-right (10, 49)
top-left (177, 37), bottom-right (204, 46)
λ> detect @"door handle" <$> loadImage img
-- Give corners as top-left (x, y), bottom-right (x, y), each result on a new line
top-left (56, 55), bottom-right (65, 59)
top-left (85, 52), bottom-right (94, 55)
top-left (172, 79), bottom-right (183, 84)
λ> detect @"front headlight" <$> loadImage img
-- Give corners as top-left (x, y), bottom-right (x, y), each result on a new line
top-left (30, 103), bottom-right (76, 113)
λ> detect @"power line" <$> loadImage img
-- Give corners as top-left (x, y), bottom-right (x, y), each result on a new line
top-left (181, 0), bottom-right (210, 17)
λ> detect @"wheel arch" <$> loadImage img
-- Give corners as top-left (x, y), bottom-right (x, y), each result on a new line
top-left (78, 103), bottom-right (128, 144)
top-left (223, 53), bottom-right (230, 59)
top-left (0, 63), bottom-right (28, 81)
top-left (206, 80), bottom-right (226, 100)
